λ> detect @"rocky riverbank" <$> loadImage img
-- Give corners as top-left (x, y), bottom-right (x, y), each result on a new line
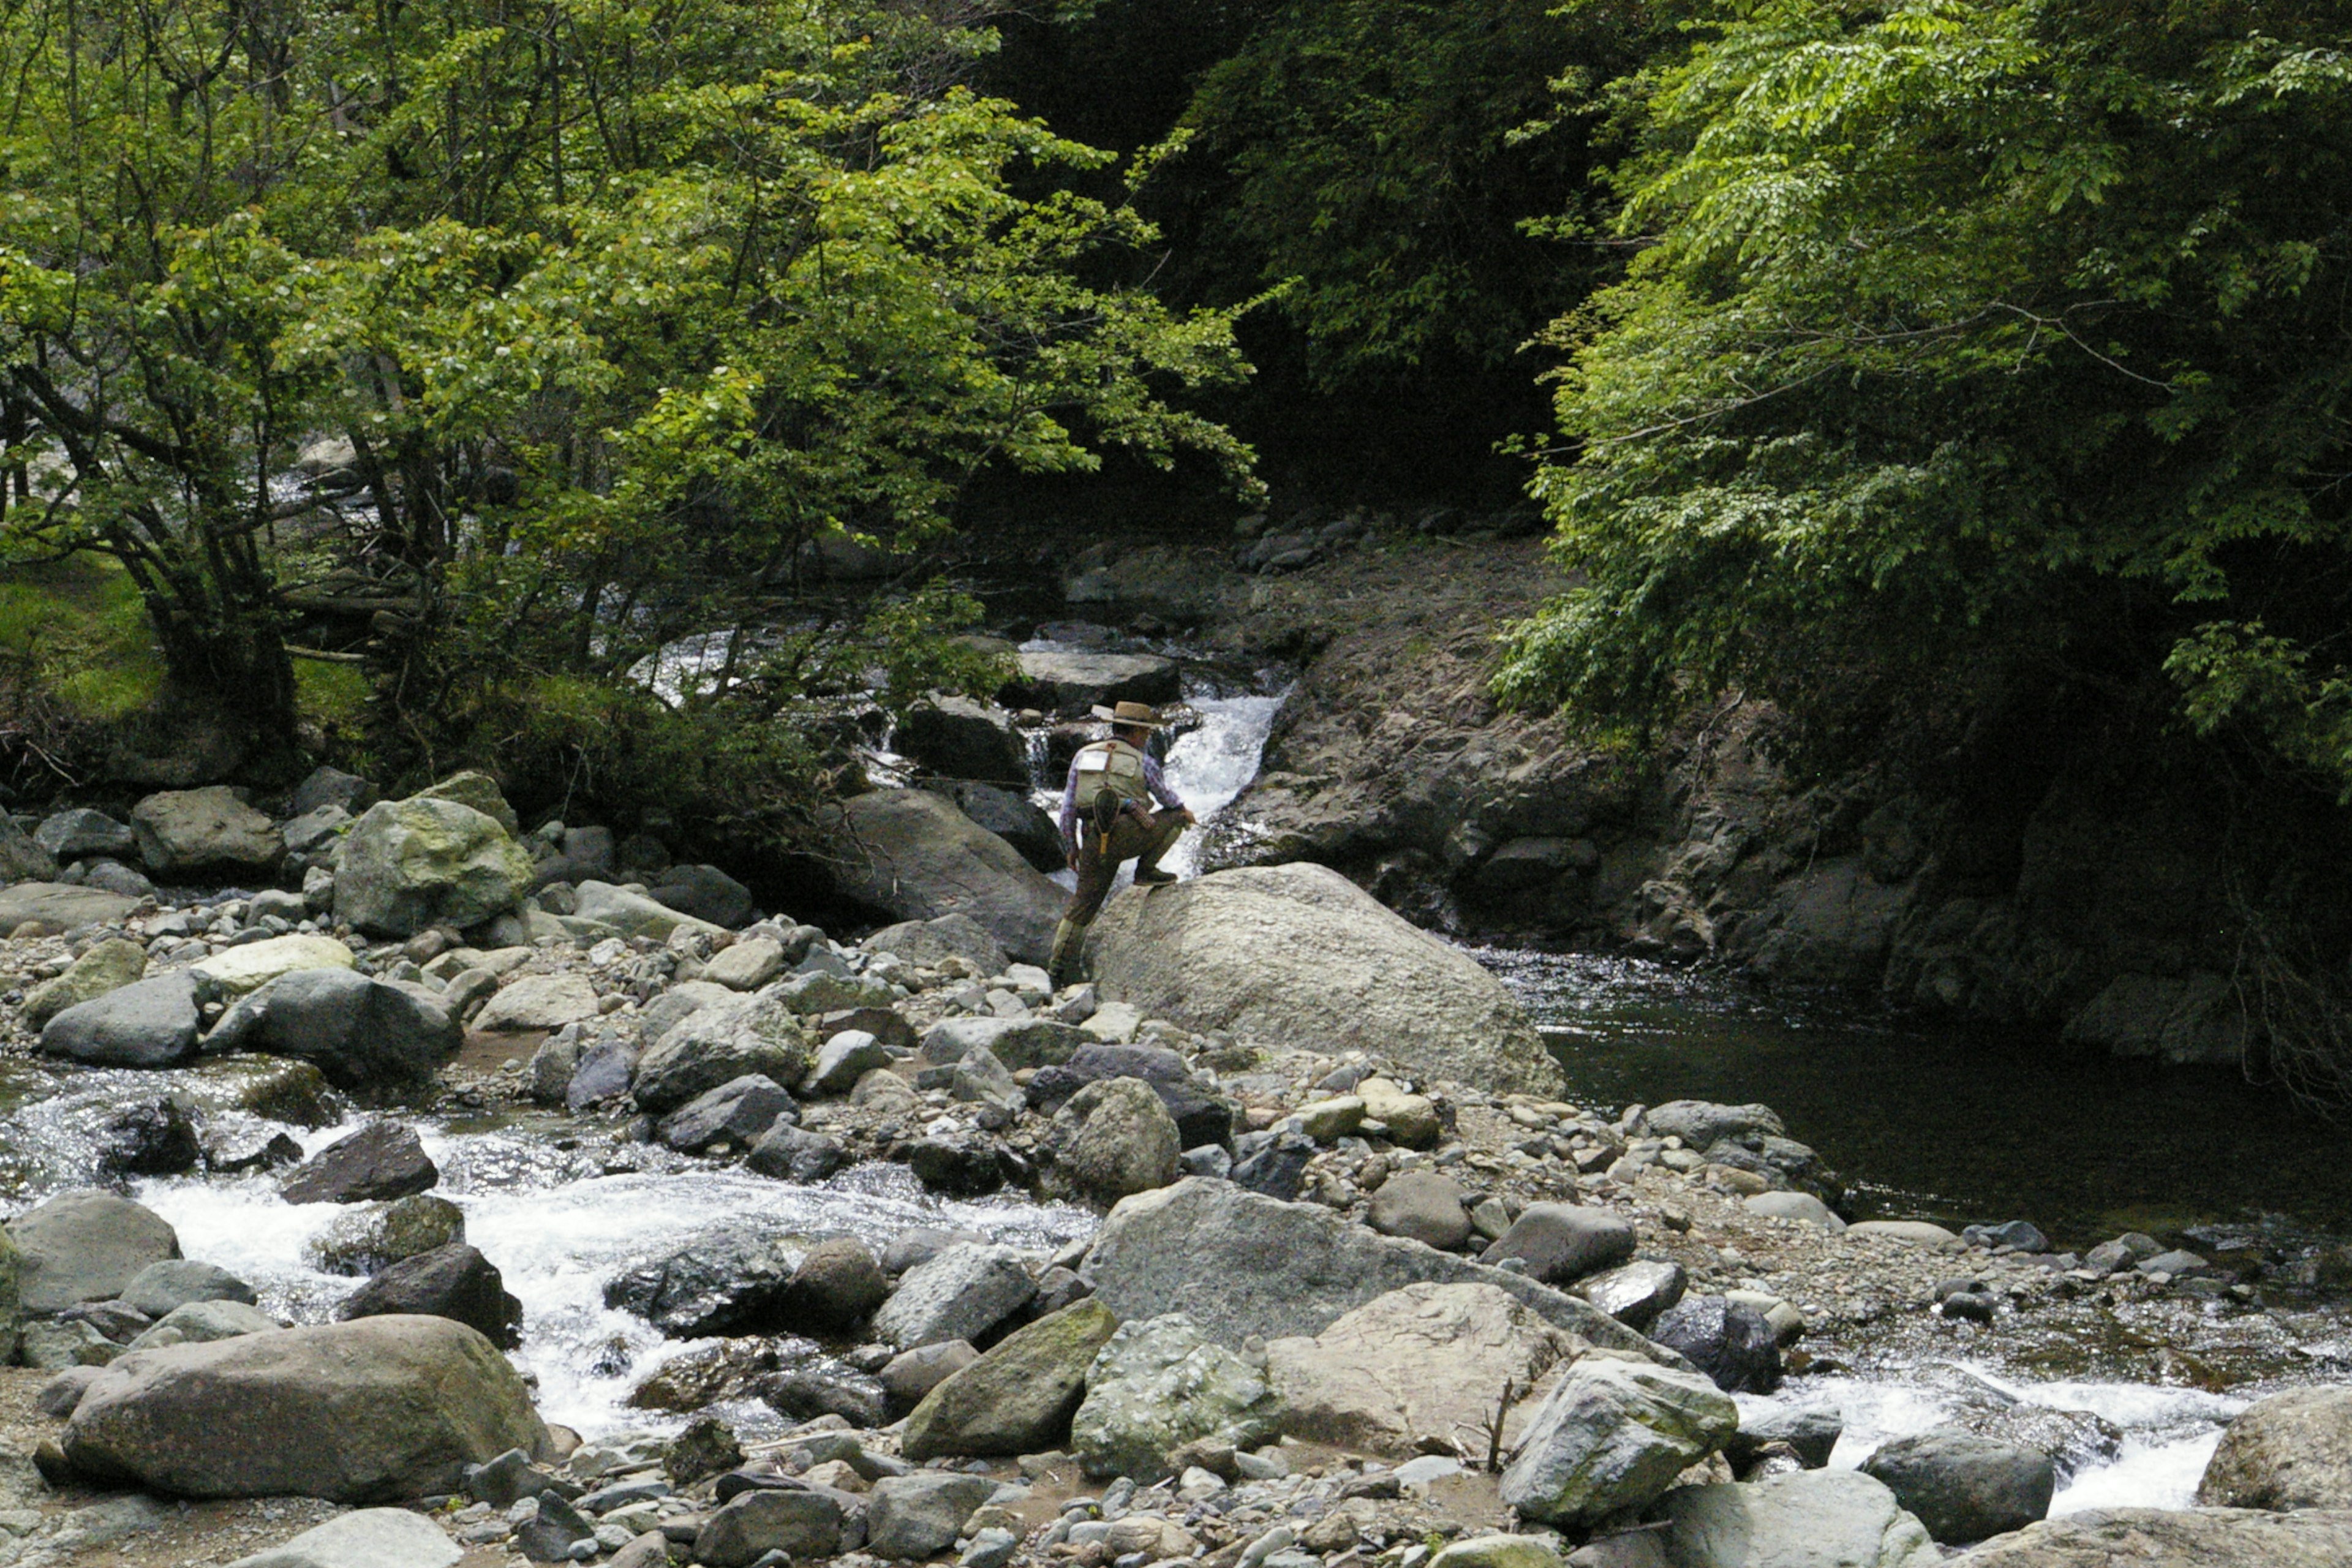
top-left (0, 766), bottom-right (2350, 1567)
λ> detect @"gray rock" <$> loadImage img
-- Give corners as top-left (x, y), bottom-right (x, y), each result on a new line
top-left (0, 813), bottom-right (59, 883)
top-left (1479, 1203), bottom-right (1636, 1285)
top-left (657, 1074), bottom-right (794, 1153)
top-left (291, 767), bottom-right (379, 819)
top-left (897, 696), bottom-right (1030, 786)
top-left (281, 1121), bottom-right (439, 1205)
top-left (124, 1298), bottom-right (281, 1349)
top-left (771, 968), bottom-right (899, 1016)
top-left (703, 938), bottom-right (787, 992)
top-left (224, 1507), bottom-right (461, 1568)
top-left (1728, 1404), bottom-right (1845, 1472)
top-left (1009, 649), bottom-right (1180, 717)
top-left (20, 1317), bottom-right (124, 1369)
top-left (933, 782), bottom-right (1065, 873)
top-left (1046, 1077), bottom-right (1180, 1206)
top-left (744, 1123), bottom-right (847, 1183)
top-left (1577, 1260), bottom-right (1687, 1332)
top-left (603, 1229), bottom-right (795, 1339)
top-left (205, 968), bottom-right (460, 1090)
top-left (515, 1490), bottom-right (597, 1562)
top-left (807, 1031), bottom-right (892, 1095)
top-left (1657, 1469), bottom-right (1939, 1568)
top-left (40, 1365), bottom-right (106, 1419)
top-left (864, 913), bottom-right (1011, 976)
top-left (1071, 1313), bottom-right (1286, 1482)
top-left (0, 881), bottom-right (138, 931)
top-left (648, 864), bottom-right (756, 930)
top-left (1086, 864), bottom-right (1560, 1095)
top-left (77, 858), bottom-right (159, 899)
top-left (693, 1490), bottom-right (845, 1566)
top-left (900, 1299), bottom-right (1119, 1459)
top-left (1650, 1295), bottom-right (1782, 1393)
top-left (1861, 1428), bottom-right (2054, 1542)
top-left (63, 1316), bottom-right (549, 1501)
top-left (631, 989), bottom-right (815, 1112)
top-left (1365, 1171), bottom-right (1472, 1251)
top-left (1845, 1220), bottom-right (1964, 1251)
top-left (825, 789), bottom-right (1066, 964)
top-left (871, 1243), bottom-right (1036, 1350)
top-left (1082, 1178), bottom-right (1665, 1357)
top-left (1964, 1220), bottom-right (2050, 1254)
top-left (6, 1189), bottom-right (181, 1312)
top-left (865, 1471), bottom-right (997, 1559)
top-left (782, 1238), bottom-right (890, 1333)
top-left (761, 1358), bottom-right (890, 1427)
top-left (333, 797), bottom-right (532, 937)
top-left (1499, 1359), bottom-right (1738, 1525)
top-left (881, 1227), bottom-right (987, 1275)
top-left (280, 805), bottom-right (352, 857)
top-left (122, 1260), bottom-right (257, 1317)
top-left (131, 786), bottom-right (282, 877)
top-left (881, 1340), bottom-right (980, 1408)
top-left (337, 1243), bottom-right (523, 1349)
top-left (1642, 1101), bottom-right (1786, 1148)
top-left (2198, 1386), bottom-right (2352, 1509)
top-left (36, 808), bottom-right (137, 863)
top-left (949, 1045), bottom-right (1023, 1109)
top-left (1744, 1191), bottom-right (1847, 1232)
top-left (1961, 1505), bottom-right (2352, 1567)
top-left (474, 974), bottom-right (601, 1033)
top-left (40, 971), bottom-right (202, 1068)
top-left (921, 1014), bottom-right (1089, 1070)
top-left (570, 880), bottom-right (726, 943)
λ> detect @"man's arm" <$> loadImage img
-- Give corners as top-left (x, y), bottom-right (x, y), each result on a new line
top-left (1142, 754), bottom-right (1186, 814)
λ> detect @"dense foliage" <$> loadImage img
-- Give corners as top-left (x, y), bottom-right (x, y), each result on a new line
top-left (0, 0), bottom-right (1256, 796)
top-left (1498, 0), bottom-right (2352, 796)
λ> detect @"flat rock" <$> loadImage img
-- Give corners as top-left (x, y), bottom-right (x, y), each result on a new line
top-left (0, 883), bottom-right (139, 932)
top-left (191, 935), bottom-right (355, 996)
top-left (1009, 650), bottom-right (1180, 717)
top-left (1657, 1469), bottom-right (1939, 1568)
top-left (1845, 1220), bottom-right (1964, 1252)
top-left (1086, 864), bottom-right (1560, 1095)
top-left (225, 1507), bottom-right (461, 1568)
top-left (1745, 1191), bottom-right (1847, 1232)
top-left (474, 973), bottom-right (602, 1032)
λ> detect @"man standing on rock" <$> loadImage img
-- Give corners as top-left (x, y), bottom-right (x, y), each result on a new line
top-left (1048, 701), bottom-right (1194, 986)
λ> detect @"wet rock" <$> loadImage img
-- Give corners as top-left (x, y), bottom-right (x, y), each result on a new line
top-left (603, 1231), bottom-right (794, 1339)
top-left (1577, 1261), bottom-right (1686, 1333)
top-left (1046, 1077), bottom-right (1182, 1206)
top-left (649, 864), bottom-right (756, 929)
top-left (1651, 1296), bottom-right (1782, 1394)
top-left (281, 1121), bottom-right (439, 1205)
top-left (205, 968), bottom-right (460, 1090)
top-left (867, 1471), bottom-right (997, 1560)
top-left (1071, 1313), bottom-right (1285, 1482)
top-left (2198, 1386), bottom-right (2352, 1509)
top-left (1006, 649), bottom-right (1180, 717)
top-left (630, 990), bottom-right (815, 1113)
top-left (1479, 1203), bottom-right (1637, 1286)
top-left (223, 1507), bottom-right (461, 1568)
top-left (761, 1360), bottom-right (891, 1427)
top-left (1861, 1428), bottom-right (2053, 1543)
top-left (123, 1260), bottom-right (257, 1317)
top-left (693, 1489), bottom-right (845, 1566)
top-left (882, 1340), bottom-right (979, 1408)
top-left (303, 1195), bottom-right (467, 1276)
top-left (1961, 1504), bottom-right (2352, 1566)
top-left (657, 1074), bottom-right (794, 1153)
top-left (745, 1123), bottom-right (846, 1183)
top-left (1084, 1178), bottom-right (1663, 1357)
top-left (131, 787), bottom-right (282, 877)
top-left (872, 1243), bottom-right (1035, 1350)
top-left (337, 1243), bottom-right (524, 1349)
top-left (40, 972), bottom-right (202, 1068)
top-left (826, 789), bottom-right (1066, 964)
top-left (864, 913), bottom-right (1011, 977)
top-left (902, 1299), bottom-right (1120, 1460)
top-left (475, 974), bottom-right (601, 1033)
top-left (663, 1415), bottom-right (742, 1487)
top-left (1962, 1403), bottom-right (2120, 1480)
top-left (94, 1094), bottom-right (202, 1177)
top-left (6, 1189), bottom-right (181, 1312)
top-left (1658, 1469), bottom-right (1938, 1567)
top-left (24, 938), bottom-right (146, 1028)
top-left (1500, 1359), bottom-right (1739, 1526)
top-left (1088, 864), bottom-right (1561, 1094)
top-left (333, 796), bottom-right (532, 938)
top-left (124, 1298), bottom-right (280, 1349)
top-left (1267, 1283), bottom-right (1578, 1458)
top-left (63, 1316), bottom-right (548, 1501)
top-left (1364, 1171), bottom-right (1472, 1250)
top-left (897, 696), bottom-right (1029, 786)
top-left (1727, 1404), bottom-right (1844, 1472)
top-left (780, 1238), bottom-right (889, 1333)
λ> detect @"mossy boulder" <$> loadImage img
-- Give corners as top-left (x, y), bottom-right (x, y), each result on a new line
top-left (902, 1299), bottom-right (1120, 1460)
top-left (333, 797), bottom-right (533, 938)
top-left (25, 938), bottom-right (146, 1028)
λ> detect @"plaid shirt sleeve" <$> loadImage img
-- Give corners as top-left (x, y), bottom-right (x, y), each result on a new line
top-left (1143, 753), bottom-right (1183, 812)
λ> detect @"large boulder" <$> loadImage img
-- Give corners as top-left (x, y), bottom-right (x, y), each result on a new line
top-left (337, 1245), bottom-right (522, 1349)
top-left (871, 1243), bottom-right (1036, 1351)
top-left (1070, 1313), bottom-right (1284, 1482)
top-left (6, 1190), bottom-right (181, 1312)
top-left (26, 938), bottom-right (148, 1028)
top-left (1861, 1428), bottom-right (2053, 1543)
top-left (863, 913), bottom-right (1011, 976)
top-left (570, 881), bottom-right (726, 943)
top-left (1046, 1077), bottom-right (1181, 1206)
top-left (933, 782), bottom-right (1065, 874)
top-left (203, 968), bottom-right (459, 1089)
top-left (1085, 864), bottom-right (1560, 1095)
top-left (1479, 1202), bottom-right (1636, 1285)
top-left (1656, 1470), bottom-right (1940, 1568)
top-left (413, 771), bottom-right (520, 835)
top-left (0, 882), bottom-right (139, 930)
top-left (826, 790), bottom-right (1066, 965)
top-left (281, 1123), bottom-right (439, 1205)
top-left (1081, 1178), bottom-right (1662, 1357)
top-left (62, 1315), bottom-right (548, 1501)
top-left (333, 797), bottom-right (533, 938)
top-left (40, 972), bottom-right (202, 1068)
top-left (1267, 1283), bottom-right (1580, 1457)
top-left (631, 990), bottom-right (815, 1113)
top-left (901, 1299), bottom-right (1121, 1460)
top-left (2198, 1387), bottom-right (2352, 1510)
top-left (649, 864), bottom-right (757, 929)
top-left (225, 1509), bottom-right (459, 1568)
top-left (1007, 649), bottom-right (1180, 718)
top-left (1962, 1506), bottom-right (2352, 1567)
top-left (131, 786), bottom-right (282, 878)
top-left (1499, 1358), bottom-right (1738, 1526)
top-left (896, 697), bottom-right (1028, 786)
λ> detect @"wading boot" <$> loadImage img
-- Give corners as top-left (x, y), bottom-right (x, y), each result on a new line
top-left (1047, 918), bottom-right (1084, 989)
top-left (1133, 865), bottom-right (1177, 886)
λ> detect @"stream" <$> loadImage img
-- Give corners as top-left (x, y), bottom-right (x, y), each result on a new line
top-left (7, 648), bottom-right (2348, 1518)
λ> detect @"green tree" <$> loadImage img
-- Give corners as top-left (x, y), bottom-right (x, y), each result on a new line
top-left (1499, 0), bottom-right (2352, 788)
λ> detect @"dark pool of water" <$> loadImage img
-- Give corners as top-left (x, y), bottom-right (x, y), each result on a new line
top-left (1474, 948), bottom-right (2352, 1250)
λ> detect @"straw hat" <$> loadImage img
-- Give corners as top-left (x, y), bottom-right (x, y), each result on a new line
top-left (1090, 700), bottom-right (1166, 728)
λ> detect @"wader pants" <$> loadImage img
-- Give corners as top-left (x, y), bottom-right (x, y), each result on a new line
top-left (1048, 807), bottom-right (1187, 982)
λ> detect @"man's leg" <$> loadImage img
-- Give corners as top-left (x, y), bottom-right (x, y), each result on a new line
top-left (1049, 830), bottom-right (1121, 986)
top-left (1131, 810), bottom-right (1188, 884)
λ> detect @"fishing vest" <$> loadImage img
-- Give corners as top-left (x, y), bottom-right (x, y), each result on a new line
top-left (1071, 739), bottom-right (1153, 810)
